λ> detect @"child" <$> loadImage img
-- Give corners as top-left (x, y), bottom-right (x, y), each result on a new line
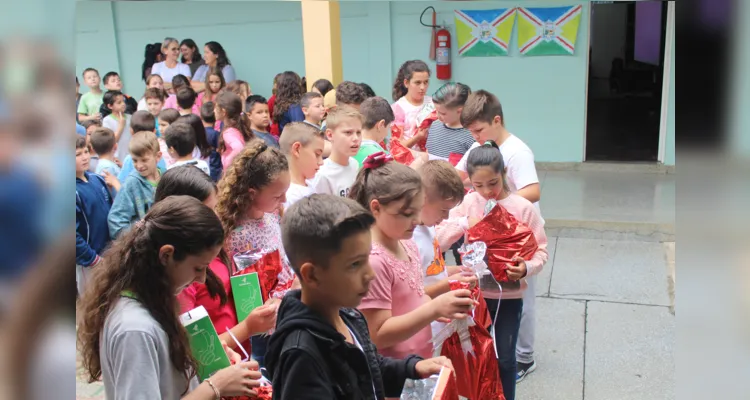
top-left (100, 71), bottom-right (138, 115)
top-left (439, 141), bottom-right (548, 400)
top-left (177, 114), bottom-right (213, 161)
top-left (76, 76), bottom-right (82, 122)
top-left (246, 95), bottom-right (279, 148)
top-left (76, 136), bottom-right (113, 295)
top-left (143, 88), bottom-right (166, 120)
top-left (157, 108), bottom-right (181, 138)
top-left (224, 80), bottom-right (252, 110)
top-left (164, 123), bottom-right (210, 175)
top-left (78, 196), bottom-right (262, 399)
top-left (335, 81), bottom-right (368, 110)
top-left (300, 91), bottom-right (325, 129)
top-left (117, 111), bottom-right (168, 182)
top-left (77, 68), bottom-right (103, 122)
top-left (101, 90), bottom-right (132, 162)
top-left (216, 140), bottom-right (295, 368)
top-left (163, 74), bottom-right (195, 112)
top-left (215, 91), bottom-right (255, 169)
top-left (90, 127), bottom-right (122, 182)
top-left (354, 96), bottom-right (393, 166)
top-left (272, 71), bottom-right (305, 134)
top-left (267, 194), bottom-right (454, 399)
top-left (427, 83), bottom-right (475, 162)
top-left (107, 131), bottom-right (164, 239)
top-left (278, 122), bottom-right (324, 210)
top-left (349, 156), bottom-right (475, 361)
top-left (176, 87), bottom-right (198, 116)
top-left (196, 66), bottom-right (225, 108)
top-left (311, 106), bottom-right (362, 197)
top-left (200, 101), bottom-right (223, 181)
top-left (392, 60), bottom-right (432, 150)
top-left (136, 74), bottom-right (164, 111)
top-left (311, 78), bottom-right (334, 96)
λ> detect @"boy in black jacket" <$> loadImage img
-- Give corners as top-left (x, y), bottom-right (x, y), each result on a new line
top-left (268, 194), bottom-right (453, 400)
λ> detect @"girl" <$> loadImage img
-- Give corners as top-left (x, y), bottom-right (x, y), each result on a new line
top-left (77, 196), bottom-right (263, 399)
top-left (196, 67), bottom-right (225, 109)
top-left (271, 71), bottom-right (305, 134)
top-left (215, 91), bottom-right (255, 169)
top-left (391, 60), bottom-right (432, 150)
top-left (268, 73), bottom-right (282, 137)
top-left (350, 154), bottom-right (475, 362)
top-left (192, 41), bottom-right (236, 92)
top-left (311, 78), bottom-right (334, 97)
top-left (154, 167), bottom-right (278, 354)
top-left (215, 139), bottom-right (295, 368)
top-left (426, 83), bottom-right (475, 163)
top-left (180, 38), bottom-right (204, 77)
top-left (164, 74), bottom-right (192, 110)
top-left (177, 114), bottom-right (212, 162)
top-left (225, 80), bottom-right (252, 110)
top-left (142, 42), bottom-right (163, 81)
top-left (151, 37), bottom-right (192, 87)
top-left (437, 141), bottom-right (548, 400)
top-left (137, 74), bottom-right (165, 111)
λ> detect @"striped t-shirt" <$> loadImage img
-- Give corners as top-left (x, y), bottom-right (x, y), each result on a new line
top-left (425, 121), bottom-right (475, 159)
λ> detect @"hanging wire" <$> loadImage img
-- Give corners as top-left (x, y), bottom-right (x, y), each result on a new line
top-left (420, 6), bottom-right (439, 28)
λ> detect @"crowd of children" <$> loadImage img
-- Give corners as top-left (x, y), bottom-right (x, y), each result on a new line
top-left (76, 48), bottom-right (547, 400)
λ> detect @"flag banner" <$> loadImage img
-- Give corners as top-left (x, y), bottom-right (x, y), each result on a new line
top-left (517, 5), bottom-right (582, 56)
top-left (455, 8), bottom-right (517, 57)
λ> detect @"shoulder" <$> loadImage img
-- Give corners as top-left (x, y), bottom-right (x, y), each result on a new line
top-left (347, 157), bottom-right (360, 170)
top-left (105, 298), bottom-right (163, 338)
top-left (503, 135), bottom-right (535, 156)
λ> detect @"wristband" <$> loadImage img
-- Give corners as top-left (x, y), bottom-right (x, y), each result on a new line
top-left (205, 378), bottom-right (220, 400)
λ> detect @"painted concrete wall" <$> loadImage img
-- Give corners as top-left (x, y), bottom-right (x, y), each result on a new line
top-left (664, 17), bottom-right (675, 166)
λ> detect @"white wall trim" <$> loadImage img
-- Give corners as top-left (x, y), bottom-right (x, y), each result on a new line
top-left (658, 1), bottom-right (675, 163)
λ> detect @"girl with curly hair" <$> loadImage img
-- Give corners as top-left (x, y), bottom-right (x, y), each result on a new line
top-left (271, 71), bottom-right (305, 134)
top-left (391, 60), bottom-right (432, 150)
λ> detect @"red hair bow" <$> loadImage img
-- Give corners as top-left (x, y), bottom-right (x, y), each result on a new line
top-left (362, 151), bottom-right (393, 170)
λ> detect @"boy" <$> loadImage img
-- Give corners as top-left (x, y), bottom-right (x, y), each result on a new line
top-left (354, 96), bottom-right (393, 166)
top-left (99, 71), bottom-right (138, 115)
top-left (246, 95), bottom-right (279, 148)
top-left (107, 131), bottom-right (164, 239)
top-left (117, 111), bottom-right (168, 182)
top-left (144, 87), bottom-right (166, 118)
top-left (457, 89), bottom-right (542, 381)
top-left (164, 122), bottom-right (210, 175)
top-left (278, 122), bottom-right (325, 210)
top-left (76, 135), bottom-right (113, 295)
top-left (267, 194), bottom-right (452, 399)
top-left (335, 81), bottom-right (368, 110)
top-left (311, 106), bottom-right (362, 197)
top-left (200, 101), bottom-right (223, 182)
top-left (90, 127), bottom-right (122, 182)
top-left (101, 90), bottom-right (132, 162)
top-left (300, 92), bottom-right (325, 129)
top-left (176, 87), bottom-right (197, 116)
top-left (77, 68), bottom-right (103, 122)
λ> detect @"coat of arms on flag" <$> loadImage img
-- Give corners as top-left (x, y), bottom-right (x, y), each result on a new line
top-left (454, 8), bottom-right (517, 57)
top-left (517, 5), bottom-right (583, 56)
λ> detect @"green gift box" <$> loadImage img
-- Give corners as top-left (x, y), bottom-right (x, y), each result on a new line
top-left (230, 272), bottom-right (265, 323)
top-left (179, 306), bottom-right (231, 380)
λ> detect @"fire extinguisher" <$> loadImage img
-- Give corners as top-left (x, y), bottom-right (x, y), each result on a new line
top-left (421, 7), bottom-right (452, 81)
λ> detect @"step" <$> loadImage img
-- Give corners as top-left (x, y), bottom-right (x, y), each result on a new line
top-left (545, 218), bottom-right (674, 242)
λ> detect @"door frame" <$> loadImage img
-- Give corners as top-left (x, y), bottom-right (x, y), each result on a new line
top-left (657, 0), bottom-right (674, 163)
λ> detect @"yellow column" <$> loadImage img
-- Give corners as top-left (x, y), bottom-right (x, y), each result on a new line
top-left (301, 0), bottom-right (343, 90)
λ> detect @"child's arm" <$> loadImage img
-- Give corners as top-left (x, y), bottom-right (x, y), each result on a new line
top-left (522, 205), bottom-right (548, 277)
top-left (434, 202), bottom-right (471, 252)
top-left (76, 206), bottom-right (101, 267)
top-left (107, 185), bottom-right (136, 239)
top-left (375, 353), bottom-right (423, 397)
top-left (507, 150), bottom-right (541, 203)
top-left (221, 129), bottom-right (245, 169)
top-left (400, 128), bottom-right (427, 150)
top-left (113, 112), bottom-right (126, 142)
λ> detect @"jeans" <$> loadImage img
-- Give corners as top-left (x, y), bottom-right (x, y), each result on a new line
top-left (517, 275), bottom-right (537, 364)
top-left (486, 298), bottom-right (523, 400)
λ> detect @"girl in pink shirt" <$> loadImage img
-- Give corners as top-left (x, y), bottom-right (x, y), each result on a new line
top-left (215, 91), bottom-right (256, 169)
top-left (196, 66), bottom-right (225, 109)
top-left (436, 141), bottom-right (548, 400)
top-left (351, 153), bottom-right (475, 362)
top-left (391, 60), bottom-right (433, 150)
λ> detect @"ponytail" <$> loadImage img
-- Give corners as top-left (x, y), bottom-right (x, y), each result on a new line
top-left (349, 152), bottom-right (422, 211)
top-left (392, 60), bottom-right (431, 102)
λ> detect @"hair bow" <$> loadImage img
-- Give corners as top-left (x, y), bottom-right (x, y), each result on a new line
top-left (362, 152), bottom-right (393, 170)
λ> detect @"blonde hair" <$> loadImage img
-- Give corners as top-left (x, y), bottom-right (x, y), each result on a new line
top-left (279, 122), bottom-right (323, 155)
top-left (325, 106), bottom-right (363, 131)
top-left (129, 131), bottom-right (160, 157)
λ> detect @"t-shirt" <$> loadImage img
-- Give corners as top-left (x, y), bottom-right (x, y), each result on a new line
top-left (96, 158), bottom-right (121, 178)
top-left (151, 61), bottom-right (192, 83)
top-left (77, 91), bottom-right (103, 116)
top-left (413, 225), bottom-right (450, 340)
top-left (391, 96), bottom-right (432, 146)
top-left (456, 134), bottom-right (541, 209)
top-left (192, 64), bottom-right (236, 84)
top-left (164, 94), bottom-right (200, 115)
top-left (102, 114), bottom-right (132, 162)
top-left (101, 297), bottom-right (200, 399)
top-left (252, 130), bottom-right (280, 149)
top-left (221, 127), bottom-right (246, 169)
top-left (359, 240), bottom-right (432, 360)
top-left (354, 139), bottom-right (388, 166)
top-left (169, 159), bottom-right (211, 176)
top-left (425, 121), bottom-right (475, 159)
top-left (311, 157), bottom-right (359, 197)
top-left (283, 183), bottom-right (313, 211)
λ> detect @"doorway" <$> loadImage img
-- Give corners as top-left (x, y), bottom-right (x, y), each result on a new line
top-left (585, 0), bottom-right (668, 162)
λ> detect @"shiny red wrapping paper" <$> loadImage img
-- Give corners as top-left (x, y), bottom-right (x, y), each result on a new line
top-left (472, 288), bottom-right (492, 330)
top-left (390, 134), bottom-right (416, 165)
top-left (447, 153), bottom-right (463, 167)
top-left (414, 110), bottom-right (438, 152)
top-left (465, 204), bottom-right (538, 283)
top-left (230, 386), bottom-right (272, 400)
top-left (236, 250), bottom-right (282, 301)
top-left (441, 282), bottom-right (504, 400)
top-left (433, 366), bottom-right (460, 400)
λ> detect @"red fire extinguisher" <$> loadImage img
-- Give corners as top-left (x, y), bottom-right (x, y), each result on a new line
top-left (422, 7), bottom-right (451, 81)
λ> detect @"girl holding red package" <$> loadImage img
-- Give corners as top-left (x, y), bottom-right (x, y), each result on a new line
top-left (436, 141), bottom-right (548, 400)
top-left (391, 60), bottom-right (433, 150)
top-left (153, 166), bottom-right (278, 355)
top-left (350, 153), bottom-right (476, 364)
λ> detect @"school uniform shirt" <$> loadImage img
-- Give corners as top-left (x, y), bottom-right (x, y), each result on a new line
top-left (353, 139), bottom-right (388, 166)
top-left (278, 104), bottom-right (305, 135)
top-left (251, 129), bottom-right (280, 149)
top-left (310, 157), bottom-right (359, 197)
top-left (168, 159), bottom-right (211, 176)
top-left (456, 134), bottom-right (541, 209)
top-left (151, 61), bottom-right (192, 82)
top-left (413, 225), bottom-right (450, 340)
top-left (101, 297), bottom-right (200, 399)
top-left (283, 183), bottom-right (314, 211)
top-left (425, 121), bottom-right (474, 160)
top-left (77, 91), bottom-right (103, 116)
top-left (102, 114), bottom-right (132, 162)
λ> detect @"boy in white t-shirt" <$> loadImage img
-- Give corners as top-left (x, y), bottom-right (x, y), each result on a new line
top-left (311, 106), bottom-right (363, 197)
top-left (163, 123), bottom-right (210, 175)
top-left (456, 89), bottom-right (542, 380)
top-left (279, 122), bottom-right (325, 210)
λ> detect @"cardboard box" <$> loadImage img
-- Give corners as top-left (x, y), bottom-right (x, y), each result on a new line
top-left (230, 272), bottom-right (264, 322)
top-left (179, 306), bottom-right (231, 381)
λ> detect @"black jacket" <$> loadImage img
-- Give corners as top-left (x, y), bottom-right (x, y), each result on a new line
top-left (266, 290), bottom-right (423, 400)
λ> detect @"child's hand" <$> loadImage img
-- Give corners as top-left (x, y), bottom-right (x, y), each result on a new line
top-left (414, 127), bottom-right (428, 140)
top-left (415, 356), bottom-right (454, 378)
top-left (432, 289), bottom-right (475, 320)
top-left (447, 270), bottom-right (478, 289)
top-left (506, 257), bottom-right (527, 281)
top-left (210, 360), bottom-right (262, 397)
top-left (90, 113), bottom-right (102, 121)
top-left (221, 341), bottom-right (243, 365)
top-left (102, 171), bottom-right (121, 192)
top-left (114, 157), bottom-right (123, 168)
top-left (117, 112), bottom-right (126, 124)
top-left (244, 303), bottom-right (277, 334)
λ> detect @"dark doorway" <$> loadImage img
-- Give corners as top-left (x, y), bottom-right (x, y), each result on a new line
top-left (586, 1), bottom-right (668, 162)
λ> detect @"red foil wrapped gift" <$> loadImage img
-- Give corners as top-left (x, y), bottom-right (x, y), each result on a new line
top-left (414, 109), bottom-right (438, 152)
top-left (229, 385), bottom-right (272, 400)
top-left (236, 250), bottom-right (282, 302)
top-left (433, 366), bottom-right (460, 400)
top-left (390, 136), bottom-right (416, 165)
top-left (465, 204), bottom-right (538, 283)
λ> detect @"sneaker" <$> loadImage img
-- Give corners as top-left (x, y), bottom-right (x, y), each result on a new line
top-left (516, 360), bottom-right (537, 383)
